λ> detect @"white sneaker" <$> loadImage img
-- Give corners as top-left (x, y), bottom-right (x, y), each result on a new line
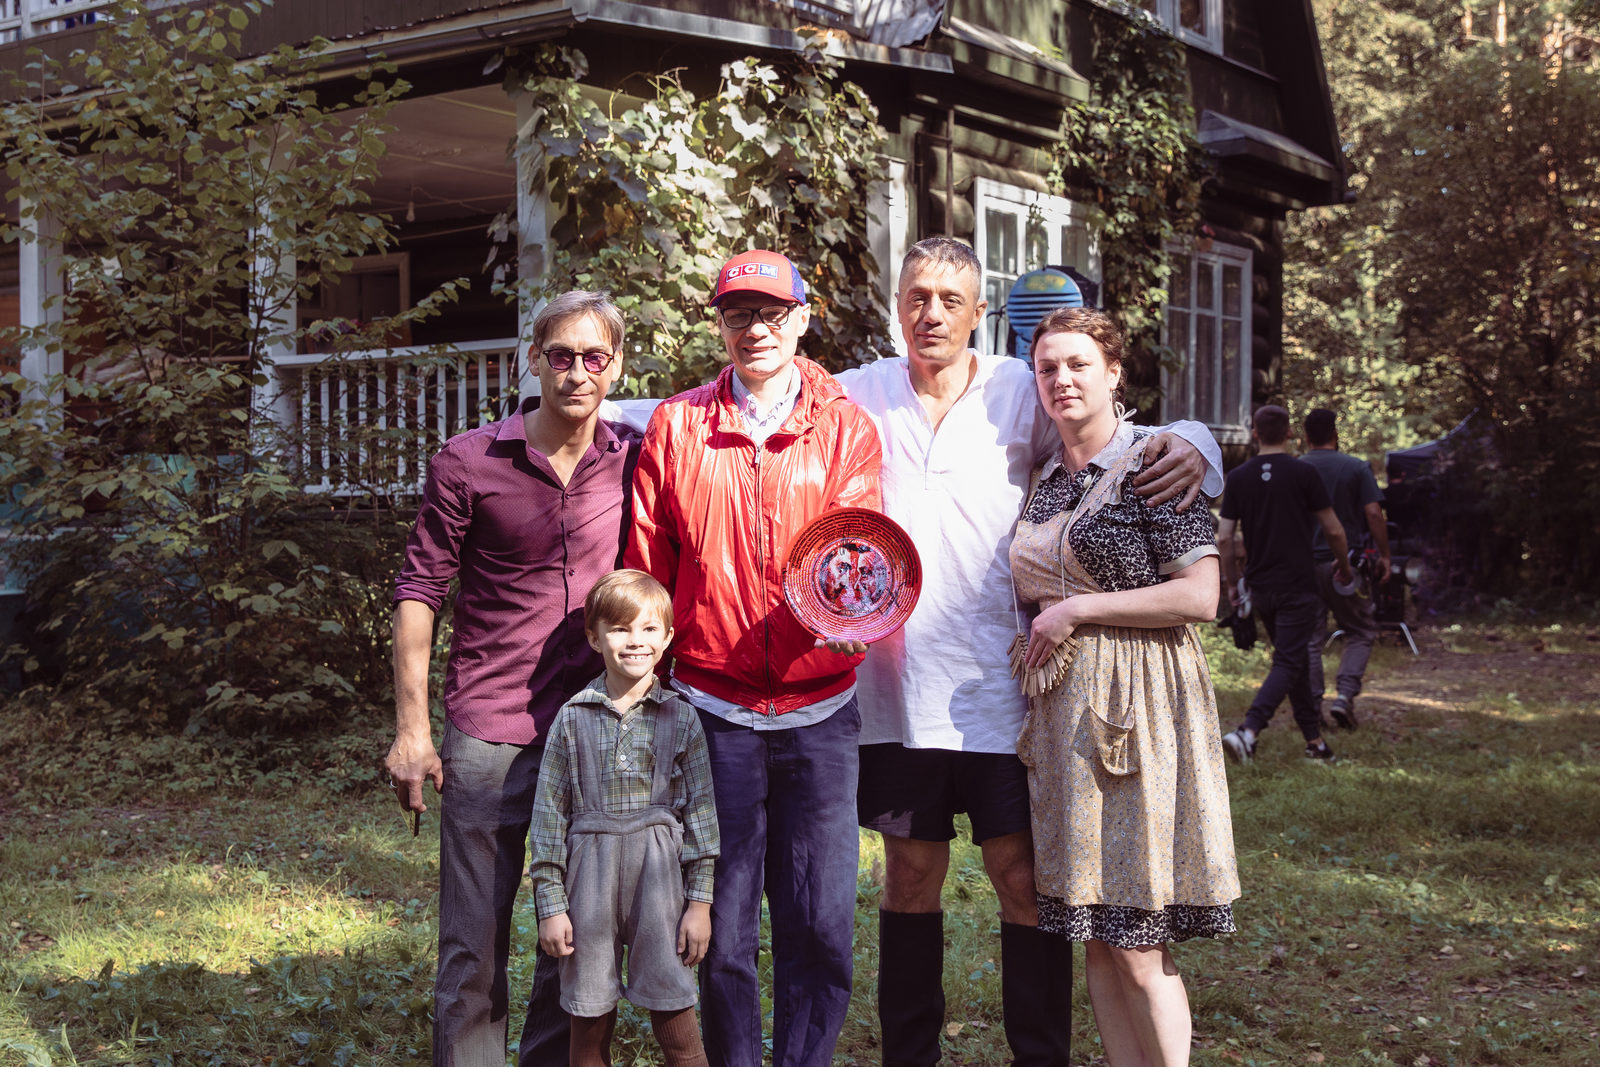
top-left (1221, 729), bottom-right (1255, 764)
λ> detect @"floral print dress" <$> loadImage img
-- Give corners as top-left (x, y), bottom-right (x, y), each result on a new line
top-left (1010, 421), bottom-right (1239, 948)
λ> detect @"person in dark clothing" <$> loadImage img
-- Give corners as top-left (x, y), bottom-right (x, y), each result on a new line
top-left (1216, 406), bottom-right (1353, 762)
top-left (1301, 408), bottom-right (1391, 729)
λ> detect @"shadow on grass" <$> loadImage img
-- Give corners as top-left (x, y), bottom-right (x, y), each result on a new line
top-left (1, 948), bottom-right (433, 1066)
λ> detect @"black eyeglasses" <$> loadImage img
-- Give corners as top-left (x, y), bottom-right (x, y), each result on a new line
top-left (718, 304), bottom-right (796, 331)
top-left (541, 346), bottom-right (617, 374)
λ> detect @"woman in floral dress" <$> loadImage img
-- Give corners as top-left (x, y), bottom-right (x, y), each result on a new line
top-left (1010, 307), bottom-right (1238, 1066)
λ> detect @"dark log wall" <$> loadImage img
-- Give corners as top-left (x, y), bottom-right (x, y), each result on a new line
top-left (1199, 197), bottom-right (1286, 465)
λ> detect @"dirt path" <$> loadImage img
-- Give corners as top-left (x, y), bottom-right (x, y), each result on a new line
top-left (1345, 625), bottom-right (1600, 738)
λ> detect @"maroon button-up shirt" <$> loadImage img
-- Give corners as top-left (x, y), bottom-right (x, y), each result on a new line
top-left (394, 402), bottom-right (637, 745)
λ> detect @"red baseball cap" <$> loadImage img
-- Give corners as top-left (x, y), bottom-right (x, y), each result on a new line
top-left (710, 249), bottom-right (808, 307)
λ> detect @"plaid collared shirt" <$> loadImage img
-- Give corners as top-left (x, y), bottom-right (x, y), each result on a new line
top-left (728, 360), bottom-right (801, 445)
top-left (528, 676), bottom-right (719, 920)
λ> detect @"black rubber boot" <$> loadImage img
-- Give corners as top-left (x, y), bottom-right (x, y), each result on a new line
top-left (878, 909), bottom-right (946, 1067)
top-left (1000, 921), bottom-right (1072, 1067)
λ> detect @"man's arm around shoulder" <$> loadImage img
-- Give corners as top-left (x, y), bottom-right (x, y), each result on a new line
top-left (1133, 420), bottom-right (1224, 510)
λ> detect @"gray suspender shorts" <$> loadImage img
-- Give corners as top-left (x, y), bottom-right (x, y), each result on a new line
top-left (557, 704), bottom-right (699, 1016)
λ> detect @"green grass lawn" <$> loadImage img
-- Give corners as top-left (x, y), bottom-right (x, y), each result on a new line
top-left (2, 621), bottom-right (1596, 1065)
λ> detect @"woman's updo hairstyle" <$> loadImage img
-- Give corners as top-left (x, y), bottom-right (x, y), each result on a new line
top-left (1030, 307), bottom-right (1126, 405)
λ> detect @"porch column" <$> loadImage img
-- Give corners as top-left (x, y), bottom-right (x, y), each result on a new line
top-left (249, 141), bottom-right (298, 436)
top-left (16, 197), bottom-right (63, 411)
top-left (514, 91), bottom-right (548, 400)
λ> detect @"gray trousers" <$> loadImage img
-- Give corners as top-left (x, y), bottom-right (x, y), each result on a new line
top-left (1308, 560), bottom-right (1380, 702)
top-left (435, 720), bottom-right (568, 1067)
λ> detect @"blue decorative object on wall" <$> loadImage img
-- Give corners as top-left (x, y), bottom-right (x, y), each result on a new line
top-left (1005, 268), bottom-right (1084, 363)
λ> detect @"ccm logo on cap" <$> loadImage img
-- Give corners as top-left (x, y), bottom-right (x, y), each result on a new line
top-left (726, 264), bottom-right (780, 279)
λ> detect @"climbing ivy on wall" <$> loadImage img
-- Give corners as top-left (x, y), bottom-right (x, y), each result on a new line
top-left (1050, 6), bottom-right (1207, 412)
top-left (499, 34), bottom-right (895, 397)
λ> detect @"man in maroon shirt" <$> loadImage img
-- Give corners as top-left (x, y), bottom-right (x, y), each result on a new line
top-left (386, 290), bottom-right (635, 1067)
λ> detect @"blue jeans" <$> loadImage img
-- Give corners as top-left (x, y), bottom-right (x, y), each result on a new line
top-left (697, 699), bottom-right (862, 1067)
top-left (435, 720), bottom-right (568, 1066)
top-left (1244, 587), bottom-right (1324, 742)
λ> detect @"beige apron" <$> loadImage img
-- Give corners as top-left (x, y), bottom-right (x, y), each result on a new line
top-left (1012, 438), bottom-right (1148, 777)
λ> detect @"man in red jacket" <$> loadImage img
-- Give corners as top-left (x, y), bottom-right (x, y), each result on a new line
top-left (627, 249), bottom-right (882, 1067)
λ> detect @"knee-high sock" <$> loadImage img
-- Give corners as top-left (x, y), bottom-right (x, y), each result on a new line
top-left (567, 1009), bottom-right (617, 1067)
top-left (651, 1007), bottom-right (709, 1067)
top-left (878, 909), bottom-right (946, 1067)
top-left (1001, 922), bottom-right (1072, 1067)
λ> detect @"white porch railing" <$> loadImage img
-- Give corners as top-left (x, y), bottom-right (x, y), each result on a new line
top-left (271, 338), bottom-right (524, 494)
top-left (0, 0), bottom-right (112, 42)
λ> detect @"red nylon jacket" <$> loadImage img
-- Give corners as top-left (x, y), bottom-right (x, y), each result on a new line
top-left (625, 357), bottom-right (883, 716)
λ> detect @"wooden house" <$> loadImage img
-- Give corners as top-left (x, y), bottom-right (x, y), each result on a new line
top-left (1, 0), bottom-right (1342, 472)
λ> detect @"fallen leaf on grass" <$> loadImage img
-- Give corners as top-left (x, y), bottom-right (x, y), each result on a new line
top-left (1573, 966), bottom-right (1588, 979)
top-left (1307, 1054), bottom-right (1325, 1063)
top-left (1383, 1025), bottom-right (1401, 1033)
top-left (944, 1023), bottom-right (963, 1038)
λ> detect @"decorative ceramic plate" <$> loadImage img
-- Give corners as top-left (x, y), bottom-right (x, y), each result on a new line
top-left (782, 508), bottom-right (922, 644)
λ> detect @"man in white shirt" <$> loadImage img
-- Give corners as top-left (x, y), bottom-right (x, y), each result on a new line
top-left (833, 237), bottom-right (1222, 1067)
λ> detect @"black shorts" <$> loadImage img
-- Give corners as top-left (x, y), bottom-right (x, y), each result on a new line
top-left (857, 743), bottom-right (1031, 846)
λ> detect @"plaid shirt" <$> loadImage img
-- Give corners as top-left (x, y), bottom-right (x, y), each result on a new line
top-left (528, 677), bottom-right (719, 919)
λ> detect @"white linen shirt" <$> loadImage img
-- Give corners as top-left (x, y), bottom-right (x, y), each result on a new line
top-left (833, 355), bottom-right (1054, 751)
top-left (833, 354), bottom-right (1223, 753)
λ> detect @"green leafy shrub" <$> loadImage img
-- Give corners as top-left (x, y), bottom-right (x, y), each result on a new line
top-left (499, 34), bottom-right (895, 397)
top-left (1051, 5), bottom-right (1207, 412)
top-left (0, 1), bottom-right (459, 742)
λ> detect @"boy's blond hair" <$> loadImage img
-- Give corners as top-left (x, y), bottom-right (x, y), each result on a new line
top-left (584, 568), bottom-right (674, 635)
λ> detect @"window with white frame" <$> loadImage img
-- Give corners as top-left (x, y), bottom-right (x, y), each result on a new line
top-left (1139, 0), bottom-right (1223, 53)
top-left (971, 178), bottom-right (1099, 357)
top-left (1160, 241), bottom-right (1251, 440)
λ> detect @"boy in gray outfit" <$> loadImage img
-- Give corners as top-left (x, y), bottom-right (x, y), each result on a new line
top-left (529, 569), bottom-right (719, 1066)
